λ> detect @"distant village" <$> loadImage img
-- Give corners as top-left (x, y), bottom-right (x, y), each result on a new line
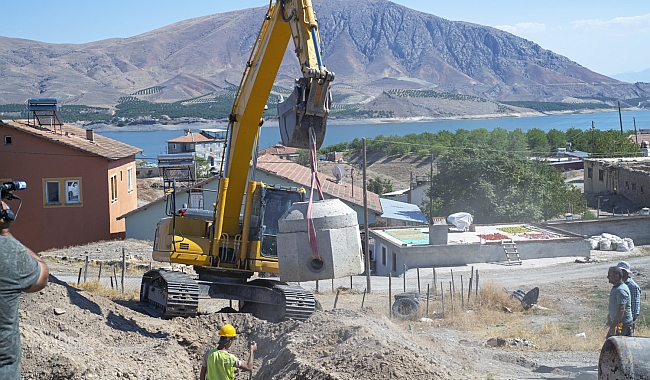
top-left (1, 98), bottom-right (649, 276)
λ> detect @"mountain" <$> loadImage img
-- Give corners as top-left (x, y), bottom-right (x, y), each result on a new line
top-left (1, 0), bottom-right (649, 114)
top-left (610, 68), bottom-right (650, 84)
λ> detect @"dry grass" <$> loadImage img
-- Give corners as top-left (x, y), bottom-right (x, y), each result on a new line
top-left (405, 281), bottom-right (609, 351)
top-left (71, 279), bottom-right (140, 300)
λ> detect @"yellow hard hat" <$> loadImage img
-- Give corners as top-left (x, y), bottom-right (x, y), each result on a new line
top-left (219, 324), bottom-right (236, 338)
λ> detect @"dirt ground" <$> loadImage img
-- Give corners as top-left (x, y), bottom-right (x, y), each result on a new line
top-left (21, 239), bottom-right (649, 379)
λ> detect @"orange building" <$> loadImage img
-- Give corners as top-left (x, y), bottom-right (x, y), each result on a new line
top-left (0, 120), bottom-right (141, 252)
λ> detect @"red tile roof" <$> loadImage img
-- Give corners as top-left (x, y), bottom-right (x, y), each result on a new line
top-left (257, 144), bottom-right (299, 157)
top-left (1, 120), bottom-right (141, 160)
top-left (256, 155), bottom-right (383, 214)
top-left (167, 132), bottom-right (214, 143)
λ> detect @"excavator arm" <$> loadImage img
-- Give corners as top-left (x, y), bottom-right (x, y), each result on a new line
top-left (221, 0), bottom-right (334, 238)
top-left (143, 1), bottom-right (358, 322)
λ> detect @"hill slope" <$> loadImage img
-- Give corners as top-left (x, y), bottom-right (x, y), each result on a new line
top-left (1, 0), bottom-right (649, 111)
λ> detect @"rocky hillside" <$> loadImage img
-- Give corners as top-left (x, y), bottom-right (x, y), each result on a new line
top-left (1, 0), bottom-right (649, 110)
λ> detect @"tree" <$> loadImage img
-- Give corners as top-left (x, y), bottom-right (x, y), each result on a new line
top-left (546, 129), bottom-right (566, 151)
top-left (526, 128), bottom-right (550, 154)
top-left (507, 128), bottom-right (527, 153)
top-left (368, 177), bottom-right (393, 195)
top-left (427, 149), bottom-right (584, 223)
top-left (194, 156), bottom-right (212, 178)
top-left (488, 127), bottom-right (509, 151)
top-left (295, 149), bottom-right (310, 166)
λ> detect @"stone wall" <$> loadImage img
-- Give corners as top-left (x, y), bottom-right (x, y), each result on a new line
top-left (547, 215), bottom-right (650, 245)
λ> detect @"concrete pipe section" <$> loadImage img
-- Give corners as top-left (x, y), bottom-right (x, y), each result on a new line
top-left (599, 336), bottom-right (650, 379)
top-left (277, 198), bottom-right (363, 282)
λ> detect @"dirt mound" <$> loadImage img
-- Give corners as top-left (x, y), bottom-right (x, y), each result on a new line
top-left (18, 278), bottom-right (457, 379)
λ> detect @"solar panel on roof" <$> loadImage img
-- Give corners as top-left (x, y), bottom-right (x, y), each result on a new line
top-left (27, 98), bottom-right (63, 127)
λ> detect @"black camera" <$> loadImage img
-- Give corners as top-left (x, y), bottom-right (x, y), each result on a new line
top-left (1, 181), bottom-right (26, 222)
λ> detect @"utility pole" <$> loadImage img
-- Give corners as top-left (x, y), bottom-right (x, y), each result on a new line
top-left (634, 117), bottom-right (638, 145)
top-left (362, 138), bottom-right (371, 294)
top-left (618, 101), bottom-right (624, 137)
top-left (429, 153), bottom-right (434, 222)
top-left (591, 121), bottom-right (595, 157)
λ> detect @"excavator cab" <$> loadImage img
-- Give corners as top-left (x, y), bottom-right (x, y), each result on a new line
top-left (249, 186), bottom-right (305, 258)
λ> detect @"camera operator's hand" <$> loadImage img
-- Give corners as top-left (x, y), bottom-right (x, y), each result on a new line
top-left (0, 200), bottom-right (12, 236)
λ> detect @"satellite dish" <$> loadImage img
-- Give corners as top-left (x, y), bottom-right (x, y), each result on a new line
top-left (332, 165), bottom-right (345, 183)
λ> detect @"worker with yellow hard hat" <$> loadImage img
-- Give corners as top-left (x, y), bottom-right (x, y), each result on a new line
top-left (199, 324), bottom-right (257, 380)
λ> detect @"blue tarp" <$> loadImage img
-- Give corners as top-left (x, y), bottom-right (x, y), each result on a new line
top-left (379, 198), bottom-right (427, 224)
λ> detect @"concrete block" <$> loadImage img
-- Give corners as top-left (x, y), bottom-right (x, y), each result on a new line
top-left (277, 199), bottom-right (363, 282)
top-left (428, 224), bottom-right (448, 245)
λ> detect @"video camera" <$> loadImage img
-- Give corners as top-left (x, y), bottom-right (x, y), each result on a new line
top-left (1, 181), bottom-right (26, 222)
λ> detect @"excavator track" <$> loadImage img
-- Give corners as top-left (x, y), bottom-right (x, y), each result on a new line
top-left (140, 269), bottom-right (199, 319)
top-left (274, 283), bottom-right (316, 321)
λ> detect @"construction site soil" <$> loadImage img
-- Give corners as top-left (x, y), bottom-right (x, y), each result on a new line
top-left (21, 239), bottom-right (650, 379)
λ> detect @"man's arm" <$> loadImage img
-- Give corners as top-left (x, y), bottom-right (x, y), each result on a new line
top-left (23, 245), bottom-right (49, 293)
top-left (199, 365), bottom-right (206, 380)
top-left (0, 214), bottom-right (49, 292)
top-left (238, 342), bottom-right (257, 372)
top-left (609, 303), bottom-right (626, 336)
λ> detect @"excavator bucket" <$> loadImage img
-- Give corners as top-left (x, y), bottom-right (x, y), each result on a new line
top-left (278, 77), bottom-right (331, 149)
top-left (599, 336), bottom-right (650, 379)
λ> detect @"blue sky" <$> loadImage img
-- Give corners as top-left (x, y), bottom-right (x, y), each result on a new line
top-left (1, 0), bottom-right (649, 76)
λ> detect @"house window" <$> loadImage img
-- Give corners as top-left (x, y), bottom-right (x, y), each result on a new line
top-left (45, 181), bottom-right (60, 205)
top-left (598, 170), bottom-right (604, 181)
top-left (4, 136), bottom-right (12, 145)
top-left (127, 167), bottom-right (133, 193)
top-left (632, 183), bottom-right (637, 191)
top-left (392, 252), bottom-right (397, 271)
top-left (625, 181), bottom-right (630, 190)
top-left (44, 178), bottom-right (83, 206)
top-left (120, 170), bottom-right (123, 182)
top-left (110, 174), bottom-right (118, 203)
top-left (65, 180), bottom-right (81, 204)
top-left (381, 246), bottom-right (387, 266)
top-left (587, 168), bottom-right (593, 179)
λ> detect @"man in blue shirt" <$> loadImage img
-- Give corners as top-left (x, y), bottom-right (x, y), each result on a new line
top-left (606, 266), bottom-right (633, 339)
top-left (0, 201), bottom-right (49, 379)
top-left (617, 261), bottom-right (641, 336)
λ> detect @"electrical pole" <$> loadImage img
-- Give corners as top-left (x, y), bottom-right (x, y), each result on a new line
top-left (591, 121), bottom-right (595, 157)
top-left (429, 153), bottom-right (433, 222)
top-left (618, 101), bottom-right (624, 137)
top-left (362, 138), bottom-right (371, 293)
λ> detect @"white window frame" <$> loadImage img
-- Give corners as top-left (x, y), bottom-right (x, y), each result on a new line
top-left (45, 181), bottom-right (61, 205)
top-left (110, 174), bottom-right (118, 203)
top-left (65, 180), bottom-right (81, 204)
top-left (127, 167), bottom-right (134, 193)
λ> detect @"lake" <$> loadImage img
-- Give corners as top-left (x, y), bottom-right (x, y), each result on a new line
top-left (97, 110), bottom-right (650, 161)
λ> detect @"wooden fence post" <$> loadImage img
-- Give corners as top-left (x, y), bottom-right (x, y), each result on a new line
top-left (121, 248), bottom-right (126, 293)
top-left (389, 273), bottom-right (392, 318)
top-left (83, 256), bottom-right (89, 283)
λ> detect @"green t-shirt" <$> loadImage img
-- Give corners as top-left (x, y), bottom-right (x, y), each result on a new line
top-left (203, 348), bottom-right (240, 380)
top-left (0, 236), bottom-right (41, 380)
top-left (608, 282), bottom-right (633, 325)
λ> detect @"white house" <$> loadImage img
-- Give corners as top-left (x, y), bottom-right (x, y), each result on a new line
top-left (117, 176), bottom-right (221, 241)
top-left (255, 154), bottom-right (383, 224)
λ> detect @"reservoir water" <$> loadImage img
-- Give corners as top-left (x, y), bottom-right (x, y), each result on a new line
top-left (98, 110), bottom-right (650, 160)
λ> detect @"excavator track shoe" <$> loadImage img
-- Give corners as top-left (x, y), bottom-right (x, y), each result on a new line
top-left (140, 269), bottom-right (199, 319)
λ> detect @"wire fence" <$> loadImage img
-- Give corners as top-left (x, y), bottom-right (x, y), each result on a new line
top-left (52, 251), bottom-right (482, 321)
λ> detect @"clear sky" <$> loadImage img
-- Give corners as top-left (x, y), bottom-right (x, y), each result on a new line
top-left (1, 0), bottom-right (649, 76)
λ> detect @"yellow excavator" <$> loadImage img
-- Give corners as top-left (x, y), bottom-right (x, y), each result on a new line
top-left (140, 0), bottom-right (363, 322)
